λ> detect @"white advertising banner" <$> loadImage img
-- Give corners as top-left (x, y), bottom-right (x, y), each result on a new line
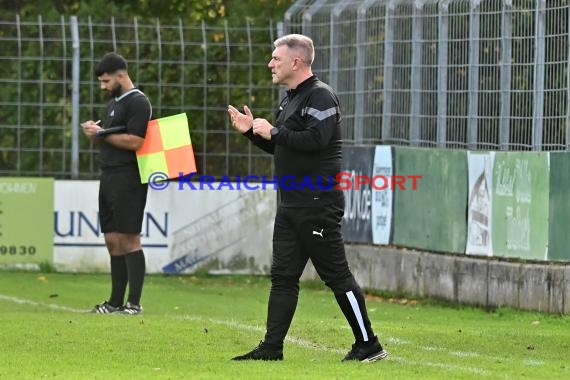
top-left (54, 180), bottom-right (275, 274)
top-left (371, 146), bottom-right (393, 245)
top-left (466, 152), bottom-right (494, 256)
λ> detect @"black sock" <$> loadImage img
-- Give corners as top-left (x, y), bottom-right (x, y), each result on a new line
top-left (125, 250), bottom-right (146, 306)
top-left (108, 255), bottom-right (128, 307)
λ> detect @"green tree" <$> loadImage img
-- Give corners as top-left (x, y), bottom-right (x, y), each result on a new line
top-left (0, 0), bottom-right (294, 177)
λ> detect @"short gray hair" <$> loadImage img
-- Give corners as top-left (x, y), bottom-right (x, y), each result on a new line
top-left (274, 34), bottom-right (314, 65)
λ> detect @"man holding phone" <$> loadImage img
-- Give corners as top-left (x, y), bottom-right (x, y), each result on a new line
top-left (81, 52), bottom-right (152, 315)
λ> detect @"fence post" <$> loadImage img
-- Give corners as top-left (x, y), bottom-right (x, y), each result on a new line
top-left (355, 0), bottom-right (377, 145)
top-left (533, 0), bottom-right (546, 151)
top-left (86, 17), bottom-right (95, 173)
top-left (437, 0), bottom-right (450, 147)
top-left (329, 1), bottom-right (345, 92)
top-left (15, 15), bottom-right (22, 172)
top-left (410, 0), bottom-right (424, 146)
top-left (38, 15), bottom-right (45, 173)
top-left (499, 0), bottom-right (513, 150)
top-left (224, 20), bottom-right (231, 175)
top-left (284, 0), bottom-right (310, 34)
top-left (382, 0), bottom-right (395, 143)
top-left (201, 20), bottom-right (208, 174)
top-left (467, 0), bottom-right (481, 150)
top-left (156, 18), bottom-right (163, 116)
top-left (111, 16), bottom-right (117, 52)
top-left (70, 16), bottom-right (80, 179)
top-left (302, 0), bottom-right (328, 39)
top-left (567, 4), bottom-right (570, 151)
top-left (247, 18), bottom-right (253, 174)
top-left (178, 18), bottom-right (185, 112)
top-left (134, 17), bottom-right (140, 86)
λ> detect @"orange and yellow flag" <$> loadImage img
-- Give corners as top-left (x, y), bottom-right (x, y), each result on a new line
top-left (136, 113), bottom-right (196, 183)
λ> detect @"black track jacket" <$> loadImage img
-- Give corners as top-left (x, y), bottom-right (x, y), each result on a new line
top-left (244, 75), bottom-right (344, 207)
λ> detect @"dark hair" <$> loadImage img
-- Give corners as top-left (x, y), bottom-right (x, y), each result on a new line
top-left (94, 52), bottom-right (128, 76)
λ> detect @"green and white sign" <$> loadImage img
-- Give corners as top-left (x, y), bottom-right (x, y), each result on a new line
top-left (492, 153), bottom-right (549, 260)
top-left (0, 177), bottom-right (54, 266)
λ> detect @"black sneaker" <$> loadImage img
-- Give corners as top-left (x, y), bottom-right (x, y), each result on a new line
top-left (118, 302), bottom-right (143, 315)
top-left (91, 301), bottom-right (121, 314)
top-left (342, 337), bottom-right (388, 362)
top-left (231, 341), bottom-right (283, 361)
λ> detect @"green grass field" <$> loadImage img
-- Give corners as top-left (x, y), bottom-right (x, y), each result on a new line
top-left (0, 271), bottom-right (569, 379)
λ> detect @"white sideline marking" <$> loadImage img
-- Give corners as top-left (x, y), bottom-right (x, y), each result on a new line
top-left (3, 294), bottom-right (544, 375)
top-left (523, 359), bottom-right (545, 366)
top-left (389, 356), bottom-right (487, 375)
top-left (450, 351), bottom-right (480, 358)
top-left (387, 336), bottom-right (412, 345)
top-left (180, 315), bottom-right (487, 374)
top-left (180, 315), bottom-right (345, 354)
top-left (0, 294), bottom-right (88, 313)
top-left (398, 340), bottom-right (480, 359)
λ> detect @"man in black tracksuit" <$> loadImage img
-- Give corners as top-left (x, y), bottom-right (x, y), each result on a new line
top-left (228, 34), bottom-right (388, 362)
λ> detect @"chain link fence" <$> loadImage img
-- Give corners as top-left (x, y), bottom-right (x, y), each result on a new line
top-left (285, 0), bottom-right (570, 149)
top-left (2, 0), bottom-right (570, 179)
top-left (0, 16), bottom-right (280, 179)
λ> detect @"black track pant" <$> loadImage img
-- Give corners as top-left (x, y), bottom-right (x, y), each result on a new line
top-left (263, 202), bottom-right (375, 348)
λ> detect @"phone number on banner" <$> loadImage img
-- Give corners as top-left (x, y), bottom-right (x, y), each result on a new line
top-left (0, 245), bottom-right (37, 255)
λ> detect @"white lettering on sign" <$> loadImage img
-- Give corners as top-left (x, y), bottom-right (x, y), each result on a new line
top-left (0, 182), bottom-right (37, 194)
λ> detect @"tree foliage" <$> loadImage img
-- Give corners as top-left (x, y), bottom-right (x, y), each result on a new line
top-left (0, 0), bottom-right (294, 178)
top-left (0, 0), bottom-right (292, 24)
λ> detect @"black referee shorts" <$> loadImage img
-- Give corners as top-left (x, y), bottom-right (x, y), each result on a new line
top-left (99, 168), bottom-right (148, 234)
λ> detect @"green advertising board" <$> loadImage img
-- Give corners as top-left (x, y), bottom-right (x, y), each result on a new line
top-left (547, 152), bottom-right (570, 261)
top-left (392, 147), bottom-right (468, 253)
top-left (491, 152), bottom-right (549, 260)
top-left (0, 177), bottom-right (54, 267)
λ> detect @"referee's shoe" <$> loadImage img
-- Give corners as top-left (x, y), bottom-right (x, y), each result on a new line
top-left (231, 341), bottom-right (283, 361)
top-left (118, 302), bottom-right (143, 315)
top-left (91, 301), bottom-right (121, 314)
top-left (342, 336), bottom-right (388, 362)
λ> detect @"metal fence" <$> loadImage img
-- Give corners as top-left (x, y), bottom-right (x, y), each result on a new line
top-left (2, 1), bottom-right (570, 179)
top-left (285, 0), bottom-right (570, 150)
top-left (0, 16), bottom-right (280, 179)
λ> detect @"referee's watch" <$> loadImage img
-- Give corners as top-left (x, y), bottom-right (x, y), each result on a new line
top-left (270, 127), bottom-right (279, 139)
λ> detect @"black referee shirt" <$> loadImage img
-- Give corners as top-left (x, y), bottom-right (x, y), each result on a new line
top-left (99, 89), bottom-right (152, 170)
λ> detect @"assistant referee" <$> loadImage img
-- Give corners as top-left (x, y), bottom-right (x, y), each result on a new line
top-left (81, 52), bottom-right (152, 315)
